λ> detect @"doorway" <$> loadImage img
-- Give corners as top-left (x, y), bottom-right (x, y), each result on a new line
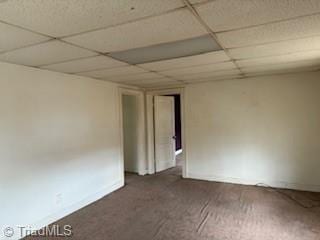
top-left (120, 88), bottom-right (147, 178)
top-left (146, 88), bottom-right (185, 177)
top-left (122, 94), bottom-right (139, 173)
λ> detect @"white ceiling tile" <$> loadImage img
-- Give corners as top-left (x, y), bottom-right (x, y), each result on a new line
top-left (123, 77), bottom-right (181, 87)
top-left (40, 55), bottom-right (127, 73)
top-left (189, 0), bottom-right (209, 4)
top-left (124, 77), bottom-right (172, 84)
top-left (244, 67), bottom-right (320, 78)
top-left (104, 72), bottom-right (165, 82)
top-left (160, 61), bottom-right (237, 77)
top-left (78, 65), bottom-right (147, 79)
top-left (237, 51), bottom-right (320, 68)
top-left (242, 60), bottom-right (320, 74)
top-left (185, 74), bottom-right (242, 84)
top-left (64, 9), bottom-right (207, 53)
top-left (244, 69), bottom-right (311, 77)
top-left (196, 0), bottom-right (320, 32)
top-left (217, 14), bottom-right (320, 48)
top-left (0, 0), bottom-right (184, 37)
top-left (229, 36), bottom-right (320, 59)
top-left (0, 40), bottom-right (96, 66)
top-left (174, 69), bottom-right (241, 81)
top-left (0, 22), bottom-right (50, 53)
top-left (139, 50), bottom-right (229, 71)
top-left (133, 80), bottom-right (183, 88)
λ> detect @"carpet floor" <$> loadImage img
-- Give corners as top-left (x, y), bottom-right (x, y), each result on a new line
top-left (26, 166), bottom-right (320, 240)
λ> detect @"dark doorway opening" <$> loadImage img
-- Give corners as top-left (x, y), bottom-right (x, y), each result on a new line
top-left (165, 94), bottom-right (182, 152)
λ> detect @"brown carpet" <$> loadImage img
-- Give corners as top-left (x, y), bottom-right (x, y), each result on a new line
top-left (26, 166), bottom-right (320, 240)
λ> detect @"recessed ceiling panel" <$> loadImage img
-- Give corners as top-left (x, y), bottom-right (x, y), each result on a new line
top-left (237, 51), bottom-right (320, 68)
top-left (229, 36), bottom-right (320, 60)
top-left (109, 35), bottom-right (222, 64)
top-left (41, 55), bottom-right (128, 73)
top-left (217, 14), bottom-right (320, 48)
top-left (160, 61), bottom-right (237, 77)
top-left (64, 9), bottom-right (207, 53)
top-left (138, 50), bottom-right (228, 71)
top-left (0, 22), bottom-right (50, 53)
top-left (196, 0), bottom-right (320, 32)
top-left (103, 72), bottom-right (165, 82)
top-left (174, 69), bottom-right (241, 81)
top-left (0, 0), bottom-right (184, 37)
top-left (0, 40), bottom-right (96, 66)
top-left (78, 65), bottom-right (147, 79)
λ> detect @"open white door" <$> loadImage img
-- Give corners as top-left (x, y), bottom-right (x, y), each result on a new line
top-left (154, 96), bottom-right (176, 172)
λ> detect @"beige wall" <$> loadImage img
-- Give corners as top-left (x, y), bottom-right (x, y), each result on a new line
top-left (0, 62), bottom-right (123, 239)
top-left (185, 71), bottom-right (320, 192)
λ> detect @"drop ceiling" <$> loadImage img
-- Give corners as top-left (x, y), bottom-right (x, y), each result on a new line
top-left (1, 0), bottom-right (320, 88)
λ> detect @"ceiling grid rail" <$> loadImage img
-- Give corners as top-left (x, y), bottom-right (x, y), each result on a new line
top-left (182, 0), bottom-right (245, 77)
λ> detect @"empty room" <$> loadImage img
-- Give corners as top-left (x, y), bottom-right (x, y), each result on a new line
top-left (1, 0), bottom-right (320, 239)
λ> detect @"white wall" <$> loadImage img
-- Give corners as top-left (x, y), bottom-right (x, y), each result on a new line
top-left (185, 71), bottom-right (320, 192)
top-left (0, 62), bottom-right (124, 239)
top-left (122, 95), bottom-right (139, 173)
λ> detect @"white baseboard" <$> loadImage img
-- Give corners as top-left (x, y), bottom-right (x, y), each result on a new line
top-left (138, 169), bottom-right (148, 176)
top-left (187, 173), bottom-right (320, 192)
top-left (6, 180), bottom-right (124, 240)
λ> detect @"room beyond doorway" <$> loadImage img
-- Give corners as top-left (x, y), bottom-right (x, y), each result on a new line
top-left (165, 94), bottom-right (182, 155)
top-left (165, 94), bottom-right (183, 170)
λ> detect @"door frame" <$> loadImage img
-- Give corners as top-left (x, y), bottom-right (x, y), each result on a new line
top-left (146, 88), bottom-right (186, 178)
top-left (119, 87), bottom-right (147, 176)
